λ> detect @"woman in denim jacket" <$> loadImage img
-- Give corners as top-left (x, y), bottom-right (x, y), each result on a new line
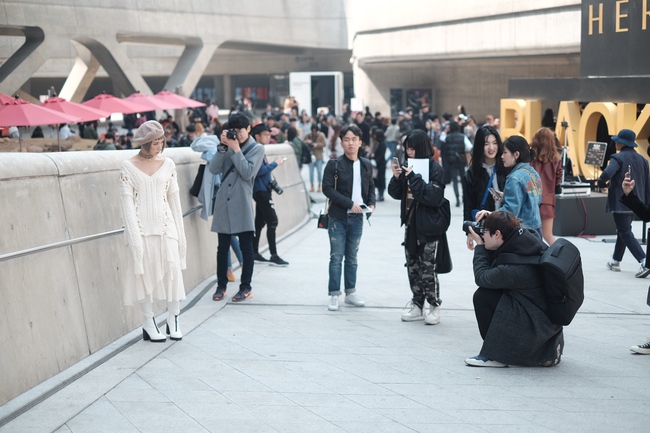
top-left (493, 136), bottom-right (542, 235)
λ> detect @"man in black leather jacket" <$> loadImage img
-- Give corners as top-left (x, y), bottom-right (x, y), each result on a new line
top-left (322, 124), bottom-right (376, 312)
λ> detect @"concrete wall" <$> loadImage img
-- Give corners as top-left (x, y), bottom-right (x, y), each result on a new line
top-left (0, 144), bottom-right (308, 405)
top-left (346, 0), bottom-right (582, 119)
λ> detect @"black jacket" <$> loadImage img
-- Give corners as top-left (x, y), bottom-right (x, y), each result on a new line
top-left (462, 165), bottom-right (508, 221)
top-left (387, 158), bottom-right (446, 243)
top-left (322, 154), bottom-right (376, 220)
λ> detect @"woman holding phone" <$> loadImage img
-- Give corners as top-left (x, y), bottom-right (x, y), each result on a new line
top-left (462, 125), bottom-right (507, 250)
top-left (388, 130), bottom-right (451, 325)
top-left (488, 136), bottom-right (542, 236)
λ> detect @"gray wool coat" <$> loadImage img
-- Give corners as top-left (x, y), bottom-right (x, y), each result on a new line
top-left (473, 245), bottom-right (564, 366)
top-left (209, 137), bottom-right (265, 234)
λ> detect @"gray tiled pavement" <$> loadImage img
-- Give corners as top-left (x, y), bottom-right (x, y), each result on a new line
top-left (1, 170), bottom-right (650, 433)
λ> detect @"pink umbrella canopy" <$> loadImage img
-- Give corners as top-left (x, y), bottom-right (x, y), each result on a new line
top-left (152, 90), bottom-right (205, 110)
top-left (0, 93), bottom-right (14, 104)
top-left (124, 92), bottom-right (168, 111)
top-left (82, 93), bottom-right (151, 115)
top-left (41, 96), bottom-right (111, 122)
top-left (0, 97), bottom-right (81, 127)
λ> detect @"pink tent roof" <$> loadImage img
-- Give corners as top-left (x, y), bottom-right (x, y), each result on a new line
top-left (124, 92), bottom-right (168, 111)
top-left (82, 94), bottom-right (151, 115)
top-left (0, 98), bottom-right (81, 127)
top-left (152, 90), bottom-right (205, 110)
top-left (0, 93), bottom-right (14, 104)
top-left (41, 97), bottom-right (111, 122)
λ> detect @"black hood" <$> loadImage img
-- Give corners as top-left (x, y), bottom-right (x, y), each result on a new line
top-left (496, 227), bottom-right (544, 257)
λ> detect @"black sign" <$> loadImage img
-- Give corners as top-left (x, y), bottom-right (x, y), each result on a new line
top-left (581, 0), bottom-right (650, 77)
top-left (585, 141), bottom-right (608, 166)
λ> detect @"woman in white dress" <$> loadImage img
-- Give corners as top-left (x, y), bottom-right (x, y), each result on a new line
top-left (119, 120), bottom-right (187, 342)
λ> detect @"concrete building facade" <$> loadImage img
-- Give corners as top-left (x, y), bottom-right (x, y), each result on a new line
top-left (0, 0), bottom-right (581, 121)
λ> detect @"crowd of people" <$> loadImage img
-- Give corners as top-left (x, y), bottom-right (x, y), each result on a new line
top-left (117, 96), bottom-right (650, 370)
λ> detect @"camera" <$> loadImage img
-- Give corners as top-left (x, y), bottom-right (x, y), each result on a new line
top-left (267, 177), bottom-right (283, 195)
top-left (226, 129), bottom-right (238, 140)
top-left (462, 220), bottom-right (484, 235)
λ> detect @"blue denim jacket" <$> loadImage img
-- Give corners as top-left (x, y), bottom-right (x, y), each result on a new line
top-left (501, 162), bottom-right (542, 230)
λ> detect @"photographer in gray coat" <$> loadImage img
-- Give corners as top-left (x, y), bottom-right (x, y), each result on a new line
top-left (209, 112), bottom-right (264, 302)
top-left (466, 211), bottom-right (564, 368)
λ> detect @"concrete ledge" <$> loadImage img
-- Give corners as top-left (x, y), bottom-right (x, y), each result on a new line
top-left (0, 144), bottom-right (307, 405)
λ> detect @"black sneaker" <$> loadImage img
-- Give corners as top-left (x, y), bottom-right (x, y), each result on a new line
top-left (231, 288), bottom-right (253, 302)
top-left (269, 254), bottom-right (289, 266)
top-left (254, 253), bottom-right (269, 263)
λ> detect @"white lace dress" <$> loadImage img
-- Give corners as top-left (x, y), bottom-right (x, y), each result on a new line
top-left (119, 158), bottom-right (187, 305)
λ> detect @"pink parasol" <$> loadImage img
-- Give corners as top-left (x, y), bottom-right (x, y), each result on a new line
top-left (152, 90), bottom-right (205, 110)
top-left (41, 96), bottom-right (111, 122)
top-left (124, 92), bottom-right (168, 111)
top-left (0, 93), bottom-right (14, 104)
top-left (82, 93), bottom-right (151, 115)
top-left (0, 98), bottom-right (81, 151)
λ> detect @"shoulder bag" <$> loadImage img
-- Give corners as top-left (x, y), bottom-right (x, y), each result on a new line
top-left (318, 161), bottom-right (338, 229)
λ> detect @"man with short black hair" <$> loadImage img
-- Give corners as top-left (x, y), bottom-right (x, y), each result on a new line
top-left (179, 124), bottom-right (196, 147)
top-left (209, 112), bottom-right (265, 302)
top-left (251, 123), bottom-right (289, 266)
top-left (322, 124), bottom-right (376, 311)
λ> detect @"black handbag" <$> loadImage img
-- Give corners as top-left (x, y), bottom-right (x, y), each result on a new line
top-left (317, 161), bottom-right (338, 229)
top-left (189, 163), bottom-right (206, 197)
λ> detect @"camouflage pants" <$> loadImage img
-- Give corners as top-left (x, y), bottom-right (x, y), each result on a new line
top-left (405, 240), bottom-right (440, 308)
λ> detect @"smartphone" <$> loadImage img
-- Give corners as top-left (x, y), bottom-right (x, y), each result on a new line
top-left (283, 157), bottom-right (288, 161)
top-left (628, 165), bottom-right (632, 178)
top-left (360, 204), bottom-right (368, 209)
top-left (488, 187), bottom-right (500, 197)
top-left (392, 157), bottom-right (400, 167)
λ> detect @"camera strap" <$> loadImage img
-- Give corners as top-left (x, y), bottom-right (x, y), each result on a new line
top-left (221, 143), bottom-right (257, 183)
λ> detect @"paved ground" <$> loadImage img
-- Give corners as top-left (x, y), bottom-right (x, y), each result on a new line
top-left (1, 169), bottom-right (650, 433)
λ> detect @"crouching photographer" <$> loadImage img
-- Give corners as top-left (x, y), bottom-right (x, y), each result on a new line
top-left (465, 210), bottom-right (564, 368)
top-left (251, 123), bottom-right (289, 266)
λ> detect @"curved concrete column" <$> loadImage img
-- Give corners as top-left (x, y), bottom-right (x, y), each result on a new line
top-left (0, 25), bottom-right (50, 95)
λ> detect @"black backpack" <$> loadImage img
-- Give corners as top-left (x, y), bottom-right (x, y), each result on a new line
top-left (300, 139), bottom-right (313, 165)
top-left (495, 238), bottom-right (584, 326)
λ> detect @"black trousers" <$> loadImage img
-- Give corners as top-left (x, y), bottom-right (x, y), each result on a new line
top-left (217, 231), bottom-right (254, 291)
top-left (473, 288), bottom-right (504, 340)
top-left (253, 190), bottom-right (279, 256)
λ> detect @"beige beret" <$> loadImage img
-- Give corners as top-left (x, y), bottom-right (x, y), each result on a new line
top-left (132, 120), bottom-right (164, 146)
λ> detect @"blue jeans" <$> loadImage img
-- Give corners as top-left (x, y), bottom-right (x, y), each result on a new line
top-left (328, 214), bottom-right (364, 295)
top-left (385, 141), bottom-right (398, 163)
top-left (612, 213), bottom-right (646, 263)
top-left (309, 158), bottom-right (324, 185)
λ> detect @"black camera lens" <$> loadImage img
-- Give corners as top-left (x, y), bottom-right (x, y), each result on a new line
top-left (267, 178), bottom-right (283, 195)
top-left (226, 129), bottom-right (237, 140)
top-left (462, 220), bottom-right (484, 235)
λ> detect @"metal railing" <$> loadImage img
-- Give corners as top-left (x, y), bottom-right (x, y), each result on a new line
top-left (0, 205), bottom-right (203, 263)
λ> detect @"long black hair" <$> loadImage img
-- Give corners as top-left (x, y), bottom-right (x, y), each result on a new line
top-left (503, 135), bottom-right (532, 163)
top-left (403, 129), bottom-right (433, 160)
top-left (470, 125), bottom-right (504, 175)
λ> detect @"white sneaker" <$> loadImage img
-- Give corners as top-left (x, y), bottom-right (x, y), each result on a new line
top-left (465, 355), bottom-right (508, 368)
top-left (327, 295), bottom-right (339, 311)
top-left (424, 306), bottom-right (441, 325)
top-left (630, 338), bottom-right (650, 354)
top-left (401, 302), bottom-right (424, 322)
top-left (344, 293), bottom-right (365, 307)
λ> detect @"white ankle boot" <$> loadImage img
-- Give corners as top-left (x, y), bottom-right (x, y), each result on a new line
top-left (166, 314), bottom-right (182, 341)
top-left (142, 317), bottom-right (166, 342)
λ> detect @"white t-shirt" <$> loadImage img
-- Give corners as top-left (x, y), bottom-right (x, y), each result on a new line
top-left (349, 159), bottom-right (365, 211)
